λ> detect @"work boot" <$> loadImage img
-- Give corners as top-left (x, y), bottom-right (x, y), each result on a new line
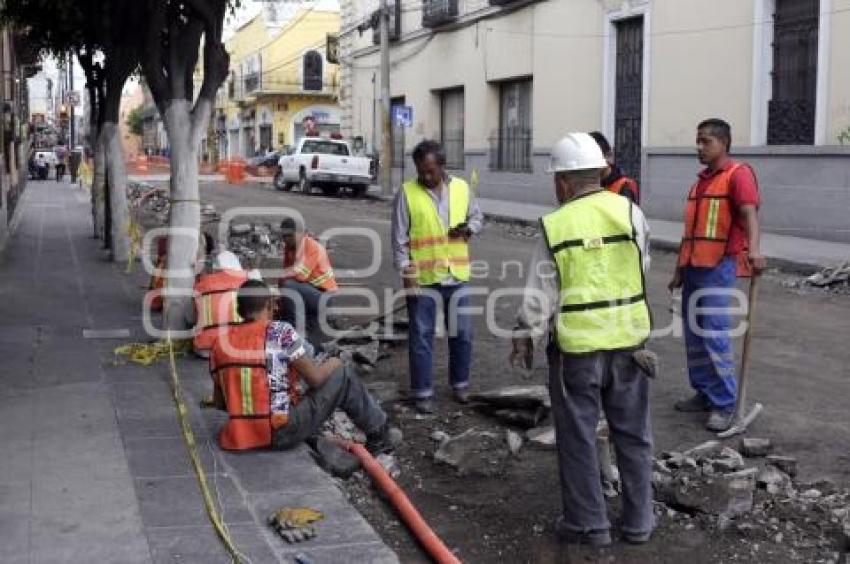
top-left (674, 393), bottom-right (711, 413)
top-left (706, 409), bottom-right (735, 432)
top-left (452, 388), bottom-right (470, 404)
top-left (365, 423), bottom-right (403, 455)
top-left (555, 517), bottom-right (611, 547)
top-left (622, 530), bottom-right (653, 545)
top-left (414, 397), bottom-right (437, 414)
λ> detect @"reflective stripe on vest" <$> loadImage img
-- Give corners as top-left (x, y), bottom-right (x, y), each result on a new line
top-left (541, 190), bottom-right (651, 354)
top-left (677, 163), bottom-right (743, 269)
top-left (210, 321), bottom-right (277, 450)
top-left (286, 236), bottom-right (338, 292)
top-left (193, 270), bottom-right (247, 353)
top-left (607, 176), bottom-right (640, 202)
top-left (403, 177), bottom-right (471, 286)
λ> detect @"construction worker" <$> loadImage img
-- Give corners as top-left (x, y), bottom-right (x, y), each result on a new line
top-left (589, 131), bottom-right (640, 204)
top-left (511, 133), bottom-right (653, 546)
top-left (669, 118), bottom-right (766, 432)
top-left (279, 217), bottom-right (338, 330)
top-left (192, 251), bottom-right (249, 358)
top-left (391, 139), bottom-right (483, 414)
top-left (148, 232), bottom-right (214, 312)
top-left (209, 280), bottom-right (401, 453)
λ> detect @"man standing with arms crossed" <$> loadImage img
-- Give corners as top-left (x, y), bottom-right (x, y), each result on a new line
top-left (670, 119), bottom-right (766, 432)
top-left (391, 140), bottom-right (483, 414)
top-left (511, 133), bottom-right (653, 546)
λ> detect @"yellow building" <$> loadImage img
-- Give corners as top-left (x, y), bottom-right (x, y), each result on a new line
top-left (214, 4), bottom-right (341, 159)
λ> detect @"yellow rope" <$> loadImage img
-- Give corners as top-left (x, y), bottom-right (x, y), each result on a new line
top-left (126, 217), bottom-right (142, 274)
top-left (166, 334), bottom-right (244, 564)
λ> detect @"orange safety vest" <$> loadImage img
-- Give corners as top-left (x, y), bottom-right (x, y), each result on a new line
top-left (284, 235), bottom-right (338, 291)
top-left (210, 321), bottom-right (299, 450)
top-left (677, 163), bottom-right (743, 269)
top-left (608, 176), bottom-right (640, 203)
top-left (193, 269), bottom-right (248, 354)
top-left (147, 237), bottom-right (168, 311)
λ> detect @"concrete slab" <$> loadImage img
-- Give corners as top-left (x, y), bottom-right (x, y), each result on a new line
top-left (133, 475), bottom-right (254, 528)
top-left (146, 525), bottom-right (279, 564)
top-left (220, 447), bottom-right (331, 495)
top-left (124, 437), bottom-right (217, 479)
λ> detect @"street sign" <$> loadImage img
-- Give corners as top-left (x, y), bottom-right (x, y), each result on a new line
top-left (392, 105), bottom-right (413, 128)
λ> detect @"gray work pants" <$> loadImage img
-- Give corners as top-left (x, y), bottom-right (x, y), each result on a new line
top-left (272, 364), bottom-right (386, 449)
top-left (548, 346), bottom-right (654, 536)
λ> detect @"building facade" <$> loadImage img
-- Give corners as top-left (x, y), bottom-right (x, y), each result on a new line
top-left (214, 3), bottom-right (342, 160)
top-left (341, 0), bottom-right (850, 242)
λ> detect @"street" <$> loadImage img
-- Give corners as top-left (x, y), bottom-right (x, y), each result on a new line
top-left (196, 179), bottom-right (850, 562)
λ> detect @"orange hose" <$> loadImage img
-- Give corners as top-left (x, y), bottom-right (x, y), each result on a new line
top-left (332, 438), bottom-right (462, 564)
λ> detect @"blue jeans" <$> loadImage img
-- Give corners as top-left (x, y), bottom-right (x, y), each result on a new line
top-left (406, 283), bottom-right (474, 399)
top-left (279, 279), bottom-right (335, 331)
top-left (681, 257), bottom-right (738, 410)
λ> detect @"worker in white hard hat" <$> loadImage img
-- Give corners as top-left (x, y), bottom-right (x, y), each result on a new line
top-left (510, 132), bottom-right (655, 546)
top-left (192, 250), bottom-right (249, 358)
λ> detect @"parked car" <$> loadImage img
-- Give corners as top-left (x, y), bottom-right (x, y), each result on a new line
top-left (274, 138), bottom-right (372, 197)
top-left (245, 151), bottom-right (282, 176)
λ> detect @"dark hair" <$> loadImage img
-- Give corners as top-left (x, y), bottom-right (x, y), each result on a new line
top-left (588, 131), bottom-right (612, 155)
top-left (411, 139), bottom-right (446, 166)
top-left (279, 217), bottom-right (303, 234)
top-left (697, 118), bottom-right (732, 152)
top-left (202, 232), bottom-right (214, 255)
top-left (237, 280), bottom-right (273, 320)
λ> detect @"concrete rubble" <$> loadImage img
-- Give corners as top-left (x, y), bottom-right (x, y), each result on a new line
top-left (652, 439), bottom-right (850, 561)
top-left (433, 428), bottom-right (510, 476)
top-left (470, 385), bottom-right (551, 429)
top-left (525, 426), bottom-right (556, 450)
top-left (127, 181), bottom-right (220, 230)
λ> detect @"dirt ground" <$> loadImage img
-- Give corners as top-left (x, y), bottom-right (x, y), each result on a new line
top-left (189, 181), bottom-right (850, 563)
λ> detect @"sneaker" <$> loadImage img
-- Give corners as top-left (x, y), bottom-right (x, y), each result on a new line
top-left (706, 409), bottom-right (735, 432)
top-left (365, 424), bottom-right (403, 455)
top-left (414, 397), bottom-right (437, 414)
top-left (555, 518), bottom-right (611, 547)
top-left (674, 393), bottom-right (711, 413)
top-left (452, 388), bottom-right (470, 404)
top-left (622, 530), bottom-right (653, 544)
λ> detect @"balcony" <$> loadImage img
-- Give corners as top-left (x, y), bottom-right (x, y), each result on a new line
top-left (243, 73), bottom-right (260, 95)
top-left (372, 2), bottom-right (401, 45)
top-left (422, 0), bottom-right (458, 28)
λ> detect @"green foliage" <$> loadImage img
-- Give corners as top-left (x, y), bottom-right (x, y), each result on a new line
top-left (838, 126), bottom-right (850, 146)
top-left (126, 105), bottom-right (144, 137)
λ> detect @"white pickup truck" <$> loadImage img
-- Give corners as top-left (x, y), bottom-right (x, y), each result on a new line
top-left (274, 137), bottom-right (373, 197)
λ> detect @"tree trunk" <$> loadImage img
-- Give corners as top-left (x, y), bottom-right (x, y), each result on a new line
top-left (101, 121), bottom-right (131, 262)
top-left (163, 100), bottom-right (205, 331)
top-left (92, 125), bottom-right (107, 240)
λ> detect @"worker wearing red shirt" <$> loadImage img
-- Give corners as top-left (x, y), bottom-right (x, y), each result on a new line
top-left (669, 118), bottom-right (767, 432)
top-left (279, 217), bottom-right (338, 331)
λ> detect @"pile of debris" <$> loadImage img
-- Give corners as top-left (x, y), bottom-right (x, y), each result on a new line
top-left (653, 438), bottom-right (849, 561)
top-left (803, 263), bottom-right (850, 294)
top-left (320, 315), bottom-right (409, 376)
top-left (227, 222), bottom-right (282, 267)
top-left (469, 385), bottom-right (551, 429)
top-left (127, 181), bottom-right (220, 229)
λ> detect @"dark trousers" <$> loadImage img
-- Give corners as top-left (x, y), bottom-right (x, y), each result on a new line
top-left (272, 364), bottom-right (386, 449)
top-left (548, 346), bottom-right (654, 535)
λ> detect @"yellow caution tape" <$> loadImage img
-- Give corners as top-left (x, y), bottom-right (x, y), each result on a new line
top-left (126, 216), bottom-right (142, 274)
top-left (165, 334), bottom-right (244, 563)
top-left (113, 340), bottom-right (191, 366)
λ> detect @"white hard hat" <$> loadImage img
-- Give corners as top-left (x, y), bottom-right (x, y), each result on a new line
top-left (213, 251), bottom-right (243, 271)
top-left (547, 133), bottom-right (608, 173)
top-left (246, 269), bottom-right (263, 281)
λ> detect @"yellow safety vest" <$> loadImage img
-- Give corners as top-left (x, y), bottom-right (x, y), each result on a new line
top-left (541, 190), bottom-right (651, 354)
top-left (403, 177), bottom-right (471, 286)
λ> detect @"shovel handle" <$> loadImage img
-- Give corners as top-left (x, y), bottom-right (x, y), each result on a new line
top-left (733, 275), bottom-right (760, 421)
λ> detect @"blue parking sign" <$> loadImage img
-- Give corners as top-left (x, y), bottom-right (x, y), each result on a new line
top-left (392, 105), bottom-right (413, 128)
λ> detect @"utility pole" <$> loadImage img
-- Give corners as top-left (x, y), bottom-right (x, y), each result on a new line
top-left (379, 0), bottom-right (392, 197)
top-left (68, 51), bottom-right (75, 147)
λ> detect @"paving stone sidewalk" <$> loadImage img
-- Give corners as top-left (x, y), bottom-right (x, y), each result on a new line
top-left (0, 180), bottom-right (397, 564)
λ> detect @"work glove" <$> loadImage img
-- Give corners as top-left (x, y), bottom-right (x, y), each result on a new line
top-left (267, 507), bottom-right (324, 543)
top-left (632, 349), bottom-right (659, 379)
top-left (447, 223), bottom-right (472, 241)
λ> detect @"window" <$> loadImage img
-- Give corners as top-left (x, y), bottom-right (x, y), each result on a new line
top-left (303, 51), bottom-right (323, 91)
top-left (440, 88), bottom-right (464, 169)
top-left (244, 54), bottom-right (261, 94)
top-left (422, 0), bottom-right (458, 28)
top-left (490, 79), bottom-right (532, 172)
top-left (768, 0), bottom-right (819, 145)
top-left (301, 140), bottom-right (350, 156)
top-left (228, 72), bottom-right (235, 99)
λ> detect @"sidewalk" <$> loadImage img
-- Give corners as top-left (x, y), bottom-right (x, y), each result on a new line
top-left (478, 197), bottom-right (850, 271)
top-left (0, 180), bottom-right (397, 563)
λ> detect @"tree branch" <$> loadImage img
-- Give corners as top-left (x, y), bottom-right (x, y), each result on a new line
top-left (141, 0), bottom-right (169, 113)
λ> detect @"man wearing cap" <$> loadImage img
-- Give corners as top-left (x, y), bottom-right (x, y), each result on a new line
top-left (510, 133), bottom-right (654, 546)
top-left (193, 251), bottom-right (249, 358)
top-left (279, 218), bottom-right (338, 332)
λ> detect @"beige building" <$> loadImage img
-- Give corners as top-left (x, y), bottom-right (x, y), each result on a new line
top-left (341, 0), bottom-right (850, 241)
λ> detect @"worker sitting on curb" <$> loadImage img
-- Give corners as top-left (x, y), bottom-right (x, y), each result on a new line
top-left (511, 133), bottom-right (654, 547)
top-left (588, 131), bottom-right (640, 204)
top-left (279, 217), bottom-right (338, 332)
top-left (148, 232), bottom-right (214, 312)
top-left (669, 118), bottom-right (766, 432)
top-left (390, 139), bottom-right (483, 414)
top-left (192, 251), bottom-right (249, 358)
top-left (209, 280), bottom-right (401, 453)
